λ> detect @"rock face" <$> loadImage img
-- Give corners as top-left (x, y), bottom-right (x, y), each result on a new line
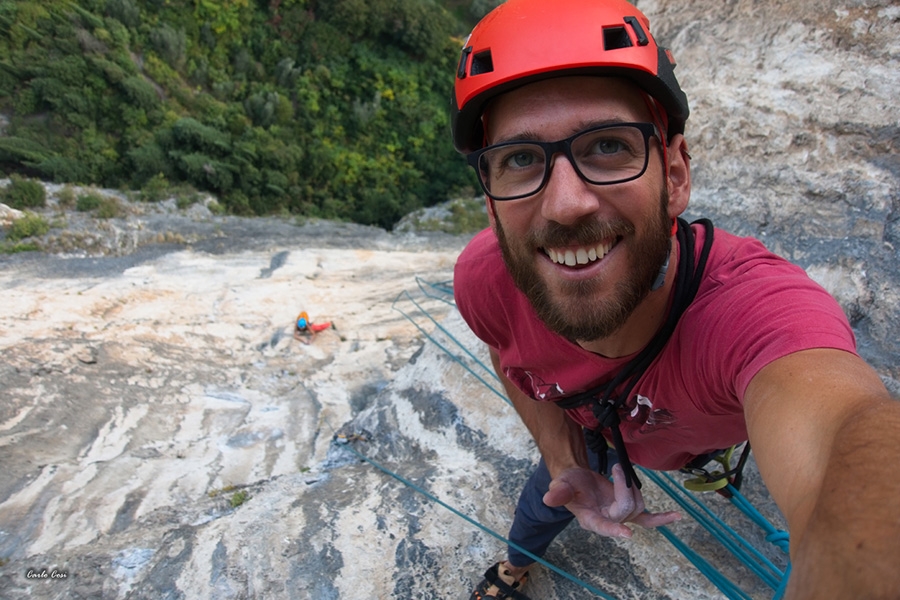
top-left (644, 0), bottom-right (900, 376)
top-left (0, 238), bottom-right (788, 599)
top-left (1, 1), bottom-right (898, 599)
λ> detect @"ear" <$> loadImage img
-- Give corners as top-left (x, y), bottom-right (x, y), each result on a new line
top-left (665, 134), bottom-right (691, 220)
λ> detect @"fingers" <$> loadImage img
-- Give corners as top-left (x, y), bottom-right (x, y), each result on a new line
top-left (542, 479), bottom-right (575, 508)
top-left (605, 464), bottom-right (645, 522)
top-left (634, 510), bottom-right (682, 529)
top-left (543, 465), bottom-right (682, 540)
top-left (605, 465), bottom-right (681, 529)
top-left (578, 511), bottom-right (636, 539)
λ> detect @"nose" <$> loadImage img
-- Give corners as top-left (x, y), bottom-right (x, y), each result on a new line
top-left (539, 153), bottom-right (602, 225)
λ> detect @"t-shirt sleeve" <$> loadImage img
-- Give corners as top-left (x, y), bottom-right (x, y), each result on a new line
top-left (454, 228), bottom-right (506, 351)
top-left (682, 238), bottom-right (857, 407)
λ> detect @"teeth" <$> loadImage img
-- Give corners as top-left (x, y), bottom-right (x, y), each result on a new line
top-left (546, 241), bottom-right (613, 266)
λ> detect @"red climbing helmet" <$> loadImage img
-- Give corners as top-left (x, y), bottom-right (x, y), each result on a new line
top-left (451, 0), bottom-right (689, 154)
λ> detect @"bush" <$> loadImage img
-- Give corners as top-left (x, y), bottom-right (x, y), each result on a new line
top-left (150, 24), bottom-right (186, 69)
top-left (7, 212), bottom-right (50, 241)
top-left (56, 186), bottom-right (77, 209)
top-left (2, 175), bottom-right (47, 209)
top-left (76, 192), bottom-right (102, 212)
top-left (96, 196), bottom-right (124, 219)
top-left (121, 76), bottom-right (161, 110)
top-left (0, 241), bottom-right (41, 254)
top-left (139, 173), bottom-right (170, 202)
top-left (75, 190), bottom-right (124, 218)
top-left (107, 0), bottom-right (141, 28)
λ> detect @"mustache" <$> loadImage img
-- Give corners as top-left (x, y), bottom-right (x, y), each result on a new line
top-left (528, 218), bottom-right (635, 249)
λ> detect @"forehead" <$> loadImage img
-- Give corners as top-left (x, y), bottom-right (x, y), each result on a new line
top-left (486, 76), bottom-right (651, 142)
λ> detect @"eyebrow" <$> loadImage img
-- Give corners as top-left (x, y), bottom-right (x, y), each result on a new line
top-left (490, 117), bottom-right (632, 146)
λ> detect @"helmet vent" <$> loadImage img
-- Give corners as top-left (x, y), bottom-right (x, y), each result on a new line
top-left (457, 46), bottom-right (473, 79)
top-left (470, 50), bottom-right (494, 75)
top-left (603, 26), bottom-right (634, 51)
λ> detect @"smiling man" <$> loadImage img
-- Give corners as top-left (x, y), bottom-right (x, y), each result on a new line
top-left (450, 1), bottom-right (900, 599)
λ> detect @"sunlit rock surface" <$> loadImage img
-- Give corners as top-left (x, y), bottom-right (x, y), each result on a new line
top-left (1, 0), bottom-right (899, 598)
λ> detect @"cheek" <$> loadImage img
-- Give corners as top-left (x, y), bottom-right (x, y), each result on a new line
top-left (492, 202), bottom-right (535, 236)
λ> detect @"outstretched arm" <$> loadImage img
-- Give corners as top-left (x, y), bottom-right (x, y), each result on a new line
top-left (743, 348), bottom-right (900, 599)
top-left (489, 348), bottom-right (680, 538)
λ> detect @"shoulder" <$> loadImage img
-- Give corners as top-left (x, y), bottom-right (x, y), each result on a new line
top-left (700, 227), bottom-right (847, 311)
top-left (680, 224), bottom-right (857, 398)
top-left (453, 227), bottom-right (534, 349)
top-left (455, 228), bottom-right (502, 273)
top-left (454, 228), bottom-right (509, 301)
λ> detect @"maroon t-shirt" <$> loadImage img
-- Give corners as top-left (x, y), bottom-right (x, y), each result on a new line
top-left (454, 224), bottom-right (857, 470)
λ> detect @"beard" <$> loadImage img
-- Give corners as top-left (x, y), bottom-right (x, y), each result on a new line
top-left (494, 188), bottom-right (673, 343)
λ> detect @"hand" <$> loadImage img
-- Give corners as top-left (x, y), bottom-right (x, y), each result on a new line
top-left (542, 464), bottom-right (681, 538)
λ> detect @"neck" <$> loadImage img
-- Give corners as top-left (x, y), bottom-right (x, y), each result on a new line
top-left (577, 238), bottom-right (679, 359)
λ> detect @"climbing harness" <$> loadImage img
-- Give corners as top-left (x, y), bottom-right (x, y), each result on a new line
top-left (554, 217), bottom-right (714, 489)
top-left (333, 273), bottom-right (792, 599)
top-left (681, 443), bottom-right (753, 494)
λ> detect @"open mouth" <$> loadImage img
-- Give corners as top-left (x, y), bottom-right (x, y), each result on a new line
top-left (543, 238), bottom-right (618, 267)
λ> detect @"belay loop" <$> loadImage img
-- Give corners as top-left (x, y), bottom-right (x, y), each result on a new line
top-left (554, 218), bottom-right (715, 489)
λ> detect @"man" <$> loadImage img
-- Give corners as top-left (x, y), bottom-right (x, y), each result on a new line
top-left (450, 0), bottom-right (900, 598)
top-left (293, 310), bottom-right (332, 344)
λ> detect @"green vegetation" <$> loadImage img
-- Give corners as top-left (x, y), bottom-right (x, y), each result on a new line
top-left (0, 0), bottom-right (488, 229)
top-left (229, 490), bottom-right (249, 508)
top-left (6, 210), bottom-right (49, 240)
top-left (1, 174), bottom-right (46, 208)
top-left (402, 196), bottom-right (488, 234)
top-left (75, 192), bottom-right (102, 212)
top-left (73, 188), bottom-right (123, 217)
top-left (56, 185), bottom-right (77, 208)
top-left (0, 240), bottom-right (40, 253)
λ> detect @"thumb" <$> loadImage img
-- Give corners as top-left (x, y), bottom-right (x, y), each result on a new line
top-left (542, 478), bottom-right (575, 508)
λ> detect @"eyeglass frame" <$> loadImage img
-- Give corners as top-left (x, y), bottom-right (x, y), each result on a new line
top-left (466, 122), bottom-right (661, 201)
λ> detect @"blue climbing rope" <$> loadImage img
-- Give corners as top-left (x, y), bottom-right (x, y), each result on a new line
top-left (392, 279), bottom-right (508, 404)
top-left (336, 434), bottom-right (620, 600)
top-left (640, 468), bottom-right (789, 597)
top-left (378, 279), bottom-right (792, 598)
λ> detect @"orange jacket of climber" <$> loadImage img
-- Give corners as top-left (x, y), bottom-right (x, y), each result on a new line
top-left (293, 311), bottom-right (331, 344)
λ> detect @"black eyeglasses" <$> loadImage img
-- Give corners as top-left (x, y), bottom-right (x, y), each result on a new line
top-left (467, 122), bottom-right (659, 201)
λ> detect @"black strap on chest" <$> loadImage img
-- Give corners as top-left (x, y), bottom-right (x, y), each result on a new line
top-left (554, 218), bottom-right (714, 489)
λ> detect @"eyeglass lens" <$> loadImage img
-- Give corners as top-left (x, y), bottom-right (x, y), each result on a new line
top-left (475, 124), bottom-right (652, 200)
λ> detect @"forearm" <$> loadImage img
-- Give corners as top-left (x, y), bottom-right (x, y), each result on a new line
top-left (787, 400), bottom-right (900, 599)
top-left (744, 350), bottom-right (900, 598)
top-left (489, 348), bottom-right (588, 477)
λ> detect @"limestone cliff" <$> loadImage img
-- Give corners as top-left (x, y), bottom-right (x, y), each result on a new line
top-left (1, 1), bottom-right (898, 598)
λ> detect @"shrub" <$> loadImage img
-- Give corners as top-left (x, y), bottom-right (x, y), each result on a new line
top-left (36, 156), bottom-right (91, 184)
top-left (7, 212), bottom-right (50, 241)
top-left (75, 191), bottom-right (123, 218)
top-left (96, 196), bottom-right (124, 219)
top-left (121, 76), bottom-right (160, 110)
top-left (76, 192), bottom-right (102, 212)
top-left (107, 0), bottom-right (141, 28)
top-left (150, 24), bottom-right (186, 69)
top-left (230, 490), bottom-right (249, 508)
top-left (56, 186), bottom-right (77, 209)
top-left (2, 175), bottom-right (47, 209)
top-left (139, 173), bottom-right (171, 202)
top-left (0, 241), bottom-right (41, 254)
top-left (173, 185), bottom-right (202, 209)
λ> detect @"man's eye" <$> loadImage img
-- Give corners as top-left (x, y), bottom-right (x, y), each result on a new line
top-left (592, 139), bottom-right (627, 154)
top-left (505, 151), bottom-right (540, 168)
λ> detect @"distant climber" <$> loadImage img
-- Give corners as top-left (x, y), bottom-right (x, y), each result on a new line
top-left (293, 311), bottom-right (331, 344)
